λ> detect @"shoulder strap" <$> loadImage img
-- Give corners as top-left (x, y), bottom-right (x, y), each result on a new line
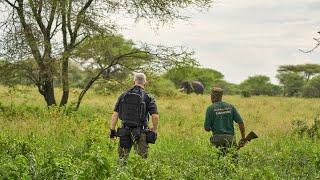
top-left (140, 89), bottom-right (146, 101)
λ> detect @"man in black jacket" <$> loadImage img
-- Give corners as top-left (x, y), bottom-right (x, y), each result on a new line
top-left (109, 73), bottom-right (159, 161)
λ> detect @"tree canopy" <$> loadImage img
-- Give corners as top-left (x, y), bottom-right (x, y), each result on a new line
top-left (240, 75), bottom-right (281, 96)
top-left (278, 64), bottom-right (320, 82)
top-left (302, 75), bottom-right (320, 98)
top-left (0, 0), bottom-right (213, 107)
top-left (165, 66), bottom-right (225, 92)
top-left (276, 72), bottom-right (305, 97)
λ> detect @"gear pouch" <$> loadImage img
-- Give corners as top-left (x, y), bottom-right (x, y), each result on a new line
top-left (132, 128), bottom-right (141, 141)
top-left (117, 128), bottom-right (131, 149)
top-left (117, 127), bottom-right (128, 137)
top-left (146, 131), bottom-right (157, 144)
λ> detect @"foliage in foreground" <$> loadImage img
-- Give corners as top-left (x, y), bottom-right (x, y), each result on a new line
top-left (1, 87), bottom-right (320, 179)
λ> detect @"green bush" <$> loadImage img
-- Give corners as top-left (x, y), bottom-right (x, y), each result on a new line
top-left (292, 118), bottom-right (320, 138)
top-left (93, 79), bottom-right (131, 95)
top-left (2, 89), bottom-right (320, 179)
top-left (277, 72), bottom-right (305, 97)
top-left (147, 77), bottom-right (177, 97)
top-left (165, 66), bottom-right (224, 93)
top-left (302, 85), bottom-right (320, 98)
top-left (302, 75), bottom-right (320, 98)
top-left (241, 90), bottom-right (251, 98)
top-left (213, 80), bottom-right (240, 95)
top-left (240, 75), bottom-right (281, 96)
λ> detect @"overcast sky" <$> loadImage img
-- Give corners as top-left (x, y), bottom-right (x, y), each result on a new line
top-left (117, 0), bottom-right (320, 84)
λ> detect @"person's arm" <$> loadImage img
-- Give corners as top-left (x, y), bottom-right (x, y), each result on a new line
top-left (204, 106), bottom-right (213, 132)
top-left (238, 122), bottom-right (246, 148)
top-left (110, 94), bottom-right (123, 130)
top-left (108, 112), bottom-right (119, 139)
top-left (110, 112), bottom-right (119, 130)
top-left (232, 105), bottom-right (245, 137)
top-left (109, 95), bottom-right (122, 139)
top-left (232, 105), bottom-right (246, 146)
top-left (238, 122), bottom-right (246, 140)
top-left (150, 114), bottom-right (159, 133)
top-left (146, 94), bottom-right (159, 133)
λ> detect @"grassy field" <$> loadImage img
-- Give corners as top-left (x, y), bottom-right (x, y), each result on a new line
top-left (1, 86), bottom-right (320, 179)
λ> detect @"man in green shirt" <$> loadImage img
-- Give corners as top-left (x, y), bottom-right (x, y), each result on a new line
top-left (204, 87), bottom-right (246, 154)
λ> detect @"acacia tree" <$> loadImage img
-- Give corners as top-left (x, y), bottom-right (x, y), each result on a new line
top-left (302, 75), bottom-right (320, 98)
top-left (165, 66), bottom-right (224, 92)
top-left (73, 34), bottom-right (150, 109)
top-left (276, 73), bottom-right (305, 97)
top-left (73, 34), bottom-right (196, 109)
top-left (278, 64), bottom-right (320, 82)
top-left (239, 75), bottom-right (281, 96)
top-left (1, 0), bottom-right (104, 106)
top-left (0, 0), bottom-right (213, 107)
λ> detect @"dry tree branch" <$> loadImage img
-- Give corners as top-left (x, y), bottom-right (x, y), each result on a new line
top-left (3, 0), bottom-right (18, 9)
top-left (47, 0), bottom-right (58, 32)
top-left (299, 32), bottom-right (320, 53)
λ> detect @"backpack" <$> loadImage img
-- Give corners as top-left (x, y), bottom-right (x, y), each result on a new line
top-left (119, 90), bottom-right (146, 127)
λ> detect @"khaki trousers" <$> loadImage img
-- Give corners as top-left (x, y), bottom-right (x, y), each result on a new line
top-left (210, 134), bottom-right (237, 155)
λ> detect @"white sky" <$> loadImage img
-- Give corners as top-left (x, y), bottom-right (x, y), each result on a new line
top-left (117, 0), bottom-right (320, 84)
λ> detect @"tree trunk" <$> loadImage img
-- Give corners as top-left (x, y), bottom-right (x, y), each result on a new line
top-left (38, 59), bottom-right (57, 106)
top-left (76, 80), bottom-right (94, 110)
top-left (60, 55), bottom-right (69, 106)
top-left (75, 68), bottom-right (107, 110)
top-left (306, 74), bottom-right (311, 82)
top-left (43, 79), bottom-right (56, 106)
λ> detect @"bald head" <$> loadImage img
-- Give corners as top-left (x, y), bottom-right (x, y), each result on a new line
top-left (211, 87), bottom-right (224, 103)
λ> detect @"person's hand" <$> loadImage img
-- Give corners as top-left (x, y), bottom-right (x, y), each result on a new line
top-left (238, 138), bottom-right (247, 148)
top-left (110, 129), bottom-right (117, 139)
top-left (149, 126), bottom-right (157, 133)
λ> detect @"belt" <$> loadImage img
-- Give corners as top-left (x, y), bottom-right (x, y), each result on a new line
top-left (123, 125), bottom-right (148, 130)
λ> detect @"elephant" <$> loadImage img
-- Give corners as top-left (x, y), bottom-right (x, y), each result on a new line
top-left (179, 81), bottom-right (204, 94)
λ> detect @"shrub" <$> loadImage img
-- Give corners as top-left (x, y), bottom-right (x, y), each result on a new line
top-left (147, 77), bottom-right (177, 97)
top-left (240, 75), bottom-right (281, 96)
top-left (277, 72), bottom-right (305, 97)
top-left (302, 85), bottom-right (320, 98)
top-left (241, 90), bottom-right (251, 97)
top-left (302, 75), bottom-right (320, 98)
top-left (292, 118), bottom-right (320, 138)
top-left (165, 66), bottom-right (224, 93)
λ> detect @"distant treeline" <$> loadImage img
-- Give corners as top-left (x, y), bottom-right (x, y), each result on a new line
top-left (1, 56), bottom-right (320, 98)
top-left (164, 63), bottom-right (320, 98)
top-left (237, 64), bottom-right (320, 98)
top-left (1, 34), bottom-right (320, 98)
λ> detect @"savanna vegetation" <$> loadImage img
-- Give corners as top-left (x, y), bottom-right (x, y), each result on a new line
top-left (1, 0), bottom-right (320, 179)
top-left (1, 86), bottom-right (320, 179)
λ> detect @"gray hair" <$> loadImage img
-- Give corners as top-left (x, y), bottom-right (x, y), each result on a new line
top-left (134, 73), bottom-right (147, 85)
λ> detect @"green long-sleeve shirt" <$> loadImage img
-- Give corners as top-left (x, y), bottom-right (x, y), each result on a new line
top-left (204, 101), bottom-right (243, 135)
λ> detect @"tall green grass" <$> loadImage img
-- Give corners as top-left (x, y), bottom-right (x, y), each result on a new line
top-left (1, 86), bottom-right (320, 179)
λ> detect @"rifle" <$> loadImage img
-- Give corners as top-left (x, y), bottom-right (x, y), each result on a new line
top-left (237, 131), bottom-right (258, 149)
